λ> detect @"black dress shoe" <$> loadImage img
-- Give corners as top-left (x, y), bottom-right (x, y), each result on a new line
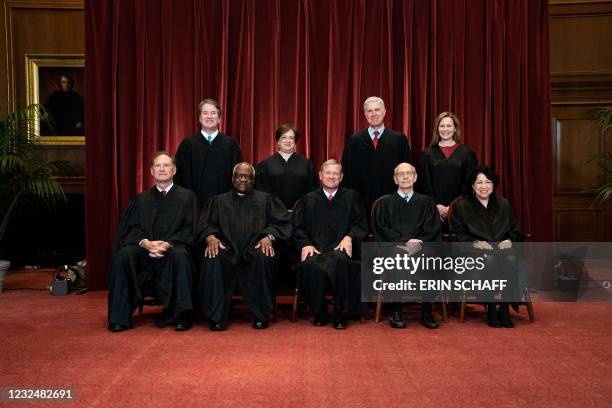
top-left (390, 311), bottom-right (406, 329)
top-left (333, 314), bottom-right (348, 330)
top-left (174, 312), bottom-right (193, 331)
top-left (252, 319), bottom-right (269, 330)
top-left (209, 321), bottom-right (226, 331)
top-left (175, 319), bottom-right (192, 331)
top-left (498, 305), bottom-right (514, 328)
top-left (108, 323), bottom-right (128, 332)
top-left (313, 313), bottom-right (329, 327)
top-left (421, 313), bottom-right (439, 329)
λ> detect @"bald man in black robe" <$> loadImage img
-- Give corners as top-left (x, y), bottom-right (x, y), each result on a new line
top-left (373, 162), bottom-right (442, 329)
top-left (174, 99), bottom-right (243, 206)
top-left (197, 163), bottom-right (291, 330)
top-left (107, 152), bottom-right (199, 332)
top-left (293, 160), bottom-right (368, 329)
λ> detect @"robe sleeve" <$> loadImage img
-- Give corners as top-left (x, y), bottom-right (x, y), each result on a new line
top-left (260, 195), bottom-right (292, 241)
top-left (112, 196), bottom-right (145, 253)
top-left (417, 150), bottom-right (434, 198)
top-left (166, 192), bottom-right (200, 249)
top-left (450, 200), bottom-right (479, 242)
top-left (292, 198), bottom-right (314, 249)
top-left (347, 193), bottom-right (368, 241)
top-left (254, 160), bottom-right (268, 192)
top-left (414, 197), bottom-right (442, 242)
top-left (340, 139), bottom-right (356, 191)
top-left (502, 200), bottom-right (524, 242)
top-left (373, 198), bottom-right (402, 242)
top-left (231, 140), bottom-right (244, 168)
top-left (196, 196), bottom-right (224, 245)
top-left (174, 139), bottom-right (192, 189)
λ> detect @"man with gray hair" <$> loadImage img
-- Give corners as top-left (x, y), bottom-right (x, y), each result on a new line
top-left (196, 162), bottom-right (291, 331)
top-left (107, 151), bottom-right (200, 332)
top-left (174, 98), bottom-right (243, 206)
top-left (293, 159), bottom-right (368, 329)
top-left (341, 96), bottom-right (411, 215)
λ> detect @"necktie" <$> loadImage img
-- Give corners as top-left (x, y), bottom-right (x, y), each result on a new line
top-left (161, 190), bottom-right (167, 196)
top-left (404, 195), bottom-right (410, 202)
top-left (207, 135), bottom-right (213, 144)
top-left (328, 193), bottom-right (333, 201)
top-left (373, 131), bottom-right (379, 149)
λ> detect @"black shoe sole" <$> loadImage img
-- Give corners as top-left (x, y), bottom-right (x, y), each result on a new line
top-left (389, 321), bottom-right (407, 329)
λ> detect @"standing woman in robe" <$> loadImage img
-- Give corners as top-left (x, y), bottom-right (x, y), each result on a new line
top-left (450, 166), bottom-right (524, 328)
top-left (255, 124), bottom-right (317, 209)
top-left (418, 112), bottom-right (477, 227)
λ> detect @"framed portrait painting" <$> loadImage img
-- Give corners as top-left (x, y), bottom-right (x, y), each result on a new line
top-left (25, 54), bottom-right (85, 146)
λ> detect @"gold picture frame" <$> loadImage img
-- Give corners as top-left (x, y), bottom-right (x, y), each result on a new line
top-left (25, 54), bottom-right (85, 146)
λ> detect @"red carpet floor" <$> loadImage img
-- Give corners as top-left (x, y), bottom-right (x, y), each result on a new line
top-left (1, 269), bottom-right (611, 407)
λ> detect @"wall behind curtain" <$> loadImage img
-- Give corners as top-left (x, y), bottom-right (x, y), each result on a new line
top-left (85, 0), bottom-right (551, 289)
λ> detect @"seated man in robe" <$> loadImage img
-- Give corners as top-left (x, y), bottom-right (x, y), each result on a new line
top-left (197, 162), bottom-right (291, 331)
top-left (107, 152), bottom-right (200, 332)
top-left (293, 159), bottom-right (368, 329)
top-left (373, 162), bottom-right (442, 329)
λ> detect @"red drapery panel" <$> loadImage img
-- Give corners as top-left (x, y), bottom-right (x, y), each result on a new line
top-left (85, 0), bottom-right (551, 289)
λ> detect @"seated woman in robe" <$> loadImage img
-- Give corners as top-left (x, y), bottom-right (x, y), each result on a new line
top-left (450, 165), bottom-right (523, 328)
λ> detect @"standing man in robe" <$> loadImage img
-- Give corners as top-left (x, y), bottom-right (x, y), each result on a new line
top-left (293, 160), bottom-right (368, 329)
top-left (373, 162), bottom-right (442, 329)
top-left (174, 98), bottom-right (243, 206)
top-left (197, 163), bottom-right (291, 331)
top-left (107, 152), bottom-right (199, 332)
top-left (341, 96), bottom-right (411, 215)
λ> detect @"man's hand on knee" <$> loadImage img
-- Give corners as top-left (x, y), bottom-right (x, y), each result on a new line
top-left (205, 235), bottom-right (226, 258)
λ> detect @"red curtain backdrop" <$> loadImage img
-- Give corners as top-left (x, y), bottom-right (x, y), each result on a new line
top-left (85, 0), bottom-right (551, 289)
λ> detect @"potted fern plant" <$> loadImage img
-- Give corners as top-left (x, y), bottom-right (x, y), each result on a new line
top-left (0, 104), bottom-right (71, 292)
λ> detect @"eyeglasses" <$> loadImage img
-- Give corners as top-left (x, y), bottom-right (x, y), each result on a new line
top-left (234, 174), bottom-right (254, 180)
top-left (395, 171), bottom-right (415, 177)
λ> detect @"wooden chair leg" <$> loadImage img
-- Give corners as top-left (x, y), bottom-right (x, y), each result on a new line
top-left (375, 293), bottom-right (382, 323)
top-left (459, 292), bottom-right (467, 323)
top-left (291, 287), bottom-right (299, 322)
top-left (441, 296), bottom-right (448, 323)
top-left (522, 288), bottom-right (535, 323)
top-left (526, 301), bottom-right (535, 323)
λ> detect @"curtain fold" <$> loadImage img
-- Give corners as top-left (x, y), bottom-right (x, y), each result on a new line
top-left (85, 0), bottom-right (551, 289)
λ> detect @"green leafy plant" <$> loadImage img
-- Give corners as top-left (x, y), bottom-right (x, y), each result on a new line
top-left (0, 105), bottom-right (72, 242)
top-left (586, 107), bottom-right (612, 208)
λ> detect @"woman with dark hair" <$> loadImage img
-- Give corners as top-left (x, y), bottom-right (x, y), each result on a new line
top-left (255, 124), bottom-right (317, 209)
top-left (450, 165), bottom-right (523, 328)
top-left (418, 112), bottom-right (477, 227)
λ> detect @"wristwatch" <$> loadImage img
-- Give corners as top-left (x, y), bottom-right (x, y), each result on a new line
top-left (266, 234), bottom-right (275, 242)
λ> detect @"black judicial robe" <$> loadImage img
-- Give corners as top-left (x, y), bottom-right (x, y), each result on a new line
top-left (255, 152), bottom-right (318, 209)
top-left (341, 128), bottom-right (411, 213)
top-left (373, 192), bottom-right (442, 243)
top-left (107, 185), bottom-right (200, 327)
top-left (373, 192), bottom-right (442, 304)
top-left (417, 144), bottom-right (477, 206)
top-left (174, 132), bottom-right (243, 206)
top-left (450, 195), bottom-right (524, 301)
top-left (292, 188), bottom-right (368, 313)
top-left (450, 195), bottom-right (523, 243)
top-left (197, 190), bottom-right (292, 323)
